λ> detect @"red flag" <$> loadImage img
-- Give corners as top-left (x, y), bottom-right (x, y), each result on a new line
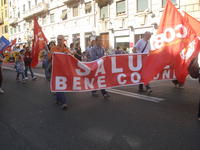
top-left (141, 0), bottom-right (196, 84)
top-left (31, 17), bottom-right (48, 67)
top-left (173, 12), bottom-right (200, 83)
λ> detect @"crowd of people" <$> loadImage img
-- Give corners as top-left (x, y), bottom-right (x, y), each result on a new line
top-left (0, 32), bottom-right (200, 119)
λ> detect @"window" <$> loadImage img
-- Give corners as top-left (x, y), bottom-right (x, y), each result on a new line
top-left (42, 17), bottom-right (46, 24)
top-left (35, 0), bottom-right (37, 5)
top-left (5, 9), bottom-right (7, 18)
top-left (18, 25), bottom-right (21, 32)
top-left (14, 27), bottom-right (16, 33)
top-left (28, 1), bottom-right (31, 10)
top-left (5, 25), bottom-right (8, 33)
top-left (4, 0), bottom-right (6, 5)
top-left (137, 0), bottom-right (148, 12)
top-left (23, 23), bottom-right (26, 30)
top-left (100, 5), bottom-right (108, 19)
top-left (1, 12), bottom-right (3, 20)
top-left (18, 11), bottom-right (20, 18)
top-left (162, 0), bottom-right (176, 7)
top-left (50, 13), bottom-right (54, 23)
top-left (23, 4), bottom-right (25, 13)
top-left (10, 27), bottom-right (13, 34)
top-left (73, 6), bottom-right (79, 17)
top-left (85, 2), bottom-right (92, 14)
top-left (61, 9), bottom-right (67, 20)
top-left (116, 0), bottom-right (126, 15)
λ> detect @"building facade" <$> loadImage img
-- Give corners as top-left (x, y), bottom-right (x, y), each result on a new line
top-left (0, 0), bottom-right (9, 39)
top-left (8, 0), bottom-right (200, 52)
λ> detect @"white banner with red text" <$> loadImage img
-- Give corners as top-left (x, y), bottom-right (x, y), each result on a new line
top-left (51, 53), bottom-right (175, 92)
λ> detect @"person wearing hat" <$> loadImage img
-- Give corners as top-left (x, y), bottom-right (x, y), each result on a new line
top-left (132, 31), bottom-right (152, 94)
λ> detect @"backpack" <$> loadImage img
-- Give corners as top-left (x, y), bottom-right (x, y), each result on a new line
top-left (188, 56), bottom-right (199, 79)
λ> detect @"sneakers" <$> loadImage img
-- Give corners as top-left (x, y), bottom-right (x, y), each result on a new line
top-left (62, 104), bottom-right (68, 110)
top-left (25, 77), bottom-right (28, 80)
top-left (146, 87), bottom-right (152, 94)
top-left (103, 93), bottom-right (110, 98)
top-left (0, 88), bottom-right (4, 94)
top-left (32, 76), bottom-right (37, 80)
top-left (198, 117), bottom-right (200, 121)
top-left (138, 89), bottom-right (145, 92)
top-left (92, 91), bottom-right (98, 97)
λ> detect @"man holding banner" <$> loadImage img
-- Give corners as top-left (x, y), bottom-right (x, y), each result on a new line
top-left (133, 31), bottom-right (152, 94)
top-left (89, 36), bottom-right (110, 98)
top-left (51, 35), bottom-right (71, 110)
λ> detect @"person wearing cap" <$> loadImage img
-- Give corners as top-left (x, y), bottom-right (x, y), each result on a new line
top-left (132, 31), bottom-right (152, 94)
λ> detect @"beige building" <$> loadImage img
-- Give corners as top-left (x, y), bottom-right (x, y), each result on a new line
top-left (8, 0), bottom-right (200, 51)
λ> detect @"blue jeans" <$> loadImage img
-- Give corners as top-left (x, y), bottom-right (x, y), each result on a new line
top-left (25, 65), bottom-right (34, 78)
top-left (56, 92), bottom-right (67, 105)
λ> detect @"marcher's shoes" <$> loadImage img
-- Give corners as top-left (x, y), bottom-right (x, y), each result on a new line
top-left (62, 104), bottom-right (68, 110)
top-left (103, 93), bottom-right (110, 98)
top-left (138, 89), bottom-right (145, 92)
top-left (198, 117), bottom-right (200, 121)
top-left (0, 88), bottom-right (4, 94)
top-left (92, 92), bottom-right (98, 97)
top-left (178, 84), bottom-right (184, 89)
top-left (32, 76), bottom-right (37, 80)
top-left (146, 88), bottom-right (152, 94)
top-left (22, 79), bottom-right (26, 84)
top-left (25, 77), bottom-right (28, 80)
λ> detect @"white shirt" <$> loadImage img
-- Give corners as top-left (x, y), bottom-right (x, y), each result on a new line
top-left (134, 39), bottom-right (151, 54)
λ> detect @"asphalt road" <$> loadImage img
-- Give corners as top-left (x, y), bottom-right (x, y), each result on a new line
top-left (0, 69), bottom-right (200, 150)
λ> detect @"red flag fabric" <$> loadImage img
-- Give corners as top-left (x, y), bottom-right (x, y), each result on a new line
top-left (31, 17), bottom-right (48, 67)
top-left (141, 0), bottom-right (196, 84)
top-left (174, 12), bottom-right (200, 83)
top-left (51, 53), bottom-right (175, 92)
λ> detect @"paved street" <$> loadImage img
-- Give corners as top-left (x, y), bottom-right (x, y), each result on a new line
top-left (0, 69), bottom-right (200, 150)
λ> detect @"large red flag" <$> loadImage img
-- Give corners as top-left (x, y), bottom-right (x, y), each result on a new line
top-left (141, 0), bottom-right (196, 84)
top-left (31, 17), bottom-right (48, 67)
top-left (174, 12), bottom-right (200, 83)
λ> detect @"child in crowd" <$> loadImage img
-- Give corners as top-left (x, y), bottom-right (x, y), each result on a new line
top-left (15, 50), bottom-right (25, 83)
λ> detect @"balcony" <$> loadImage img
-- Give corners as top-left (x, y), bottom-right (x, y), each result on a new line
top-left (95, 0), bottom-right (113, 7)
top-left (62, 0), bottom-right (80, 6)
top-left (9, 18), bottom-right (18, 26)
top-left (23, 2), bottom-right (49, 20)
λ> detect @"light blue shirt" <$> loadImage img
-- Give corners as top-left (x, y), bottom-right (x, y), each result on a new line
top-left (90, 45), bottom-right (105, 61)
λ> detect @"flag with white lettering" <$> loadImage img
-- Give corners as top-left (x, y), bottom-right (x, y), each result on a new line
top-left (51, 53), bottom-right (175, 92)
top-left (141, 0), bottom-right (197, 84)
